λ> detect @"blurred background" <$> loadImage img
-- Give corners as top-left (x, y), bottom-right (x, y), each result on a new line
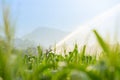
top-left (0, 0), bottom-right (120, 37)
top-left (0, 0), bottom-right (120, 49)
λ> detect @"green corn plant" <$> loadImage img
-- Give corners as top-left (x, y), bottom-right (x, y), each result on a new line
top-left (93, 30), bottom-right (110, 54)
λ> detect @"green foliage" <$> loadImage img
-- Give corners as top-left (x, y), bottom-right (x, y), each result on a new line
top-left (0, 3), bottom-right (120, 80)
top-left (1, 28), bottom-right (120, 80)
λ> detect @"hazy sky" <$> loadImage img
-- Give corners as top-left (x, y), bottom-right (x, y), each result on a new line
top-left (0, 0), bottom-right (120, 37)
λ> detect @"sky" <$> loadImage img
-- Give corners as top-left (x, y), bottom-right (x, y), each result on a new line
top-left (0, 0), bottom-right (120, 38)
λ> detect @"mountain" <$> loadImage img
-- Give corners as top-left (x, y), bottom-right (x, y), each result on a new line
top-left (22, 27), bottom-right (69, 48)
top-left (14, 38), bottom-right (36, 49)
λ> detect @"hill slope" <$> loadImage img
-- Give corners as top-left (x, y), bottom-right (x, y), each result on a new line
top-left (23, 27), bottom-right (69, 48)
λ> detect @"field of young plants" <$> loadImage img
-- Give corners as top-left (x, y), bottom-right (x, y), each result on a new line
top-left (0, 26), bottom-right (120, 80)
top-left (0, 4), bottom-right (120, 80)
